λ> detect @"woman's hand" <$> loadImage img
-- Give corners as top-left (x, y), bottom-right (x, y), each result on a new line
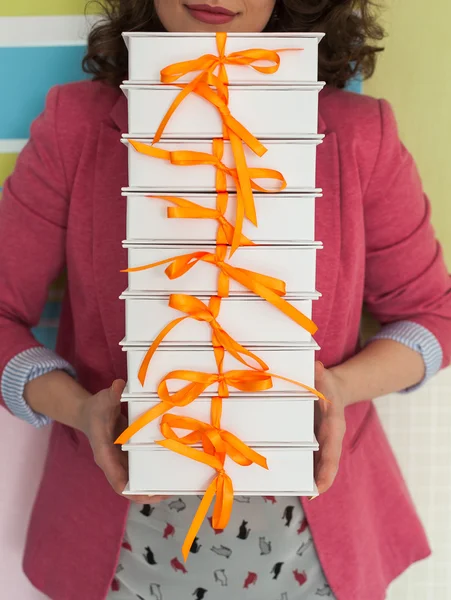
top-left (313, 361), bottom-right (347, 494)
top-left (78, 379), bottom-right (168, 505)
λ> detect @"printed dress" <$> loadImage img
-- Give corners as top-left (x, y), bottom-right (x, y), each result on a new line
top-left (108, 496), bottom-right (335, 600)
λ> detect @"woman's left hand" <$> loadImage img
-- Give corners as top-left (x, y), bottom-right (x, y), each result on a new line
top-left (313, 361), bottom-right (347, 494)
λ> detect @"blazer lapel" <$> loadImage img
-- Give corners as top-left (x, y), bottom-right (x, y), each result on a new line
top-left (91, 94), bottom-right (128, 379)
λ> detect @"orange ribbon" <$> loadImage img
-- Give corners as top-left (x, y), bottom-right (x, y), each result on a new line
top-left (160, 32), bottom-right (284, 85)
top-left (137, 294), bottom-right (269, 383)
top-left (159, 415), bottom-right (267, 468)
top-left (157, 400), bottom-right (268, 560)
top-left (129, 137), bottom-right (286, 254)
top-left (116, 366), bottom-right (325, 446)
top-left (157, 368), bottom-right (325, 406)
top-left (150, 33), bottom-right (301, 252)
top-left (130, 137), bottom-right (286, 195)
top-left (157, 78), bottom-right (267, 157)
top-left (149, 194), bottom-right (255, 247)
top-left (159, 440), bottom-right (232, 561)
top-left (123, 246), bottom-right (317, 335)
top-left (154, 31), bottom-right (287, 146)
top-left (115, 368), bottom-right (275, 445)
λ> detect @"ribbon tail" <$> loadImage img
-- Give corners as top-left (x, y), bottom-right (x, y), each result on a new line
top-left (229, 132), bottom-right (257, 225)
top-left (214, 329), bottom-right (269, 371)
top-left (219, 219), bottom-right (255, 247)
top-left (181, 482), bottom-right (217, 561)
top-left (212, 473), bottom-right (234, 530)
top-left (114, 402), bottom-right (171, 445)
top-left (129, 140), bottom-right (170, 161)
top-left (222, 432), bottom-right (269, 469)
top-left (138, 316), bottom-right (188, 385)
top-left (268, 373), bottom-right (328, 402)
top-left (154, 73), bottom-right (206, 143)
top-left (225, 114), bottom-right (267, 157)
top-left (123, 253), bottom-right (189, 273)
top-left (222, 264), bottom-right (318, 335)
top-left (230, 188), bottom-right (245, 257)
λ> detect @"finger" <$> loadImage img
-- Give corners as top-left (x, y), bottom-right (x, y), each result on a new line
top-left (315, 418), bottom-right (346, 494)
top-left (315, 360), bottom-right (325, 381)
top-left (314, 361), bottom-right (333, 411)
top-left (124, 495), bottom-right (170, 505)
top-left (110, 379), bottom-right (127, 402)
top-left (95, 444), bottom-right (128, 496)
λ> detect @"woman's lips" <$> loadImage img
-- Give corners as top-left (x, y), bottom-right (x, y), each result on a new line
top-left (185, 4), bottom-right (238, 25)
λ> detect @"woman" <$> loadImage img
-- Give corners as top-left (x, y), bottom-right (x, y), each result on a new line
top-left (1, 1), bottom-right (450, 599)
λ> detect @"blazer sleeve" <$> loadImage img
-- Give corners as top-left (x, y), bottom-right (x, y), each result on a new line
top-left (363, 99), bottom-right (451, 369)
top-left (0, 86), bottom-right (68, 411)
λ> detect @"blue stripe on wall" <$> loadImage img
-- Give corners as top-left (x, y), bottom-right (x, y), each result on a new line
top-left (345, 77), bottom-right (362, 94)
top-left (0, 45), bottom-right (88, 139)
top-left (32, 300), bottom-right (62, 349)
top-left (32, 326), bottom-right (59, 348)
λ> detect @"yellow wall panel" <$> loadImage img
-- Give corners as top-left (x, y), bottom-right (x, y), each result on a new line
top-left (364, 0), bottom-right (451, 266)
top-left (0, 154), bottom-right (18, 186)
top-left (0, 0), bottom-right (97, 16)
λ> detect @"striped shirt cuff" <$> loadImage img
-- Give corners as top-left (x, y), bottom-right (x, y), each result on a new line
top-left (368, 320), bottom-right (443, 392)
top-left (1, 347), bottom-right (76, 428)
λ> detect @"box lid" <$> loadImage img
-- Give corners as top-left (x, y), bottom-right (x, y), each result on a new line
top-left (120, 338), bottom-right (320, 351)
top-left (121, 190), bottom-right (324, 199)
top-left (122, 31), bottom-right (325, 42)
top-left (121, 82), bottom-right (326, 93)
top-left (122, 440), bottom-right (319, 451)
top-left (119, 288), bottom-right (322, 301)
top-left (123, 240), bottom-right (323, 249)
top-left (122, 482), bottom-right (319, 497)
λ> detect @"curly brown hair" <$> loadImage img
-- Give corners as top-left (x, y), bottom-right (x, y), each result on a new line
top-left (83, 0), bottom-right (385, 89)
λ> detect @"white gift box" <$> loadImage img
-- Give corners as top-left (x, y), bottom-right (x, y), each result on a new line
top-left (123, 84), bottom-right (324, 138)
top-left (122, 342), bottom-right (319, 395)
top-left (121, 291), bottom-right (318, 345)
top-left (124, 444), bottom-right (318, 495)
top-left (124, 395), bottom-right (315, 445)
top-left (124, 242), bottom-right (321, 295)
top-left (124, 192), bottom-right (321, 244)
top-left (123, 32), bottom-right (324, 84)
top-left (122, 138), bottom-right (323, 192)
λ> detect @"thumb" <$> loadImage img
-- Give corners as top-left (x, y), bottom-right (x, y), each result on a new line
top-left (110, 379), bottom-right (126, 402)
top-left (315, 361), bottom-right (325, 382)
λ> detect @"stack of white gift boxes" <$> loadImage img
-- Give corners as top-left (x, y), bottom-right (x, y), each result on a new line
top-left (117, 31), bottom-right (325, 555)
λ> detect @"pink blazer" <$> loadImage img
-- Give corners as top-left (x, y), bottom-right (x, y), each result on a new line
top-left (1, 81), bottom-right (450, 600)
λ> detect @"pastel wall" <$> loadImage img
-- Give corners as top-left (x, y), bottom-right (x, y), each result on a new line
top-left (364, 0), bottom-right (451, 266)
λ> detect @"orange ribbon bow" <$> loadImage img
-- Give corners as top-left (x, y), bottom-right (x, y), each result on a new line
top-left (157, 368), bottom-right (324, 406)
top-left (150, 194), bottom-right (255, 247)
top-left (157, 398), bottom-right (268, 560)
top-left (160, 32), bottom-right (284, 86)
top-left (160, 440), bottom-right (232, 561)
top-left (115, 368), bottom-right (273, 445)
top-left (116, 366), bottom-right (325, 445)
top-left (123, 245), bottom-right (317, 335)
top-left (129, 137), bottom-right (286, 254)
top-left (154, 32), bottom-right (287, 145)
top-left (137, 293), bottom-right (269, 384)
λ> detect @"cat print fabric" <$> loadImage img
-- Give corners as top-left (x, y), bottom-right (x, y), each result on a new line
top-left (108, 496), bottom-right (335, 600)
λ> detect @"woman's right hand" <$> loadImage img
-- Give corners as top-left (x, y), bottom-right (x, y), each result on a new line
top-left (78, 378), bottom-right (168, 505)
